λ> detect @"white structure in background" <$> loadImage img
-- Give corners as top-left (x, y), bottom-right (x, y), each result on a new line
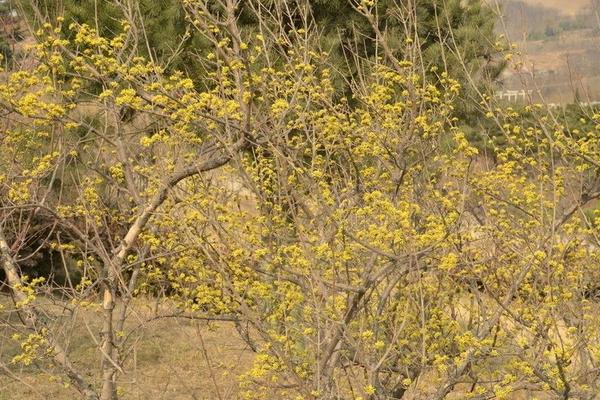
top-left (0, 0), bottom-right (18, 17)
top-left (494, 89), bottom-right (533, 102)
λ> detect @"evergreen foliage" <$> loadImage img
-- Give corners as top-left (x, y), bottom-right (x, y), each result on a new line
top-left (0, 0), bottom-right (18, 64)
top-left (24, 0), bottom-right (504, 91)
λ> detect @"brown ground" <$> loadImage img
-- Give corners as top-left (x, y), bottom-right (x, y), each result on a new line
top-left (494, 0), bottom-right (600, 104)
top-left (490, 0), bottom-right (592, 16)
top-left (519, 0), bottom-right (590, 15)
top-left (0, 298), bottom-right (253, 400)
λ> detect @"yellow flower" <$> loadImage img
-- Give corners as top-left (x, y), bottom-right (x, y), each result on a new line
top-left (364, 385), bottom-right (376, 395)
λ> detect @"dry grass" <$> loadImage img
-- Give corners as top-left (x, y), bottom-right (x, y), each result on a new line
top-left (0, 297), bottom-right (254, 400)
top-left (519, 0), bottom-right (590, 15)
top-left (490, 0), bottom-right (591, 16)
top-left (1, 295), bottom-right (595, 399)
top-left (499, 28), bottom-right (600, 103)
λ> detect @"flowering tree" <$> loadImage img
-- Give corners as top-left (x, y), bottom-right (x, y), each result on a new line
top-left (2, 1), bottom-right (600, 400)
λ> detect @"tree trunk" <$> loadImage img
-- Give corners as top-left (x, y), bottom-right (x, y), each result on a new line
top-left (100, 284), bottom-right (118, 400)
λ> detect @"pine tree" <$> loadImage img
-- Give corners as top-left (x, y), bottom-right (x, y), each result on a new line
top-left (24, 0), bottom-right (502, 85)
top-left (22, 0), bottom-right (208, 76)
top-left (0, 0), bottom-right (20, 65)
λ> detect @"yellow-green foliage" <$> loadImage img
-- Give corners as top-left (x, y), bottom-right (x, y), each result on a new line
top-left (2, 4), bottom-right (600, 400)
